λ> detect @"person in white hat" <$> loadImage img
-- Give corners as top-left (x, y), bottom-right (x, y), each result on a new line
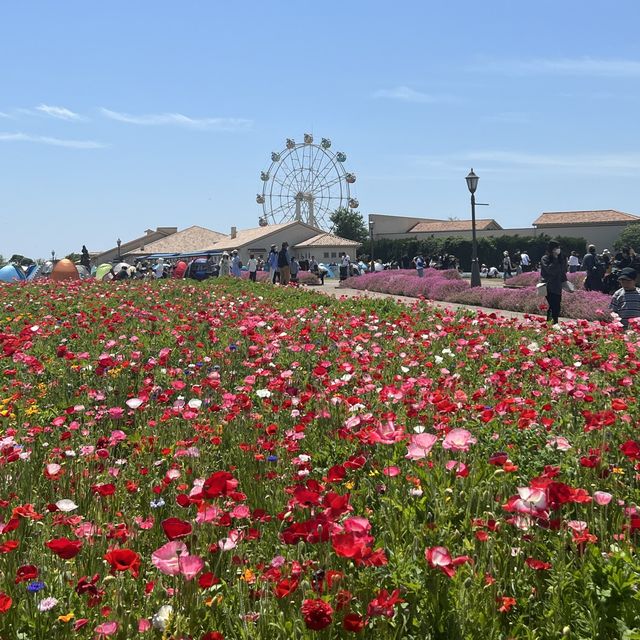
top-left (219, 252), bottom-right (230, 277)
top-left (230, 250), bottom-right (242, 277)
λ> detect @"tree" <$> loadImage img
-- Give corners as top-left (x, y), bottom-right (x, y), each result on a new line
top-left (614, 223), bottom-right (640, 251)
top-left (329, 208), bottom-right (369, 244)
top-left (66, 252), bottom-right (82, 263)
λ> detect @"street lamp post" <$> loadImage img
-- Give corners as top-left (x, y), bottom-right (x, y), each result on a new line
top-left (465, 169), bottom-right (482, 288)
top-left (117, 238), bottom-right (122, 260)
top-left (51, 250), bottom-right (55, 263)
top-left (368, 220), bottom-right (375, 270)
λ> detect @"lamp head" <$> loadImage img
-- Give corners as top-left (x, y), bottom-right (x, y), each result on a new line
top-left (465, 169), bottom-right (479, 194)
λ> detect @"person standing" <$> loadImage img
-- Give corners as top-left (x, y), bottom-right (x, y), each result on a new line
top-left (568, 251), bottom-right (580, 273)
top-left (290, 256), bottom-right (299, 282)
top-left (247, 254), bottom-right (258, 282)
top-left (277, 242), bottom-right (291, 285)
top-left (609, 267), bottom-right (640, 329)
top-left (414, 254), bottom-right (425, 277)
top-left (540, 240), bottom-right (568, 324)
top-left (219, 252), bottom-right (230, 277)
top-left (581, 245), bottom-right (602, 291)
top-left (339, 252), bottom-right (351, 281)
top-left (230, 250), bottom-right (242, 277)
top-left (268, 244), bottom-right (279, 284)
top-left (520, 250), bottom-right (531, 272)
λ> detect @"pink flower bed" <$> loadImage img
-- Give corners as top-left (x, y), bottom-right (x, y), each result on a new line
top-left (341, 270), bottom-right (612, 321)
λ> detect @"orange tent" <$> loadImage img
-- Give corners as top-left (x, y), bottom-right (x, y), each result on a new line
top-left (51, 259), bottom-right (80, 282)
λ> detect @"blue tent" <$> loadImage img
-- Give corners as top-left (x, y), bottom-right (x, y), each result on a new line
top-left (26, 264), bottom-right (42, 281)
top-left (0, 264), bottom-right (26, 282)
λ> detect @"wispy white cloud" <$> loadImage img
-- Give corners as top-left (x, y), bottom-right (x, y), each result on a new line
top-left (100, 108), bottom-right (253, 130)
top-left (411, 150), bottom-right (640, 176)
top-left (473, 57), bottom-right (640, 77)
top-left (372, 86), bottom-right (450, 104)
top-left (35, 104), bottom-right (85, 121)
top-left (0, 132), bottom-right (106, 149)
top-left (0, 111), bottom-right (11, 119)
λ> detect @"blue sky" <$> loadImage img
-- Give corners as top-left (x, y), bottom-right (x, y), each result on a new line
top-left (1, 1), bottom-right (640, 259)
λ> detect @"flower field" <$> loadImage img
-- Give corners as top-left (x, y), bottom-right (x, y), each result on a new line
top-left (341, 270), bottom-right (612, 321)
top-left (0, 279), bottom-right (639, 639)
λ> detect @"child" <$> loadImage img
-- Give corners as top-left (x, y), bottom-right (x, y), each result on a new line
top-left (247, 254), bottom-right (258, 282)
top-left (609, 267), bottom-right (640, 329)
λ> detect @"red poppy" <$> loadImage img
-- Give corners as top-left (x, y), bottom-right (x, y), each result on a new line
top-left (202, 471), bottom-right (238, 498)
top-left (301, 598), bottom-right (334, 630)
top-left (343, 613), bottom-right (366, 633)
top-left (161, 517), bottom-right (192, 541)
top-left (199, 572), bottom-right (220, 589)
top-left (104, 548), bottom-right (141, 577)
top-left (45, 537), bottom-right (82, 559)
top-left (201, 633), bottom-right (224, 640)
top-left (15, 565), bottom-right (38, 583)
top-left (0, 593), bottom-right (11, 613)
top-left (274, 577), bottom-right (299, 598)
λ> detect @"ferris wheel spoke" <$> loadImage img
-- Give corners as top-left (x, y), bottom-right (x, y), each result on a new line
top-left (309, 155), bottom-right (341, 193)
top-left (274, 156), bottom-right (304, 194)
top-left (309, 173), bottom-right (344, 194)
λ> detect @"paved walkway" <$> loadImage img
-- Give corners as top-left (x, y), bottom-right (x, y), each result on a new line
top-left (314, 279), bottom-right (546, 322)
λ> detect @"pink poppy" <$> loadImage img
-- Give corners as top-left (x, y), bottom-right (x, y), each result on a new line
top-left (152, 541), bottom-right (187, 576)
top-left (94, 621), bottom-right (118, 637)
top-left (593, 491), bottom-right (612, 506)
top-left (442, 429), bottom-right (477, 452)
top-left (406, 433), bottom-right (438, 460)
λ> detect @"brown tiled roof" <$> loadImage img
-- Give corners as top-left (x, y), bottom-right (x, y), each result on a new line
top-left (409, 219), bottom-right (502, 233)
top-left (294, 232), bottom-right (361, 248)
top-left (132, 226), bottom-right (228, 254)
top-left (533, 210), bottom-right (640, 226)
top-left (212, 222), bottom-right (295, 250)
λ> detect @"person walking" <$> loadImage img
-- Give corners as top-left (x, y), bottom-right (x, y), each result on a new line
top-left (268, 244), bottom-right (279, 283)
top-left (609, 267), bottom-right (640, 329)
top-left (502, 251), bottom-right (513, 281)
top-left (540, 240), bottom-right (568, 324)
top-left (247, 254), bottom-right (258, 282)
top-left (581, 245), bottom-right (602, 291)
top-left (277, 242), bottom-right (291, 285)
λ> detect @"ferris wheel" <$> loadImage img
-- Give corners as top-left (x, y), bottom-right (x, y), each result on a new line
top-left (256, 134), bottom-right (358, 229)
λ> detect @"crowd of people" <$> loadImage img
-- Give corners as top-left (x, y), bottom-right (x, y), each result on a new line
top-left (539, 241), bottom-right (640, 326)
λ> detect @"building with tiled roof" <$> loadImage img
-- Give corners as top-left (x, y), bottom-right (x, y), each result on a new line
top-left (533, 210), bottom-right (640, 227)
top-left (127, 226), bottom-right (229, 257)
top-left (294, 232), bottom-right (361, 248)
top-left (110, 221), bottom-right (361, 264)
top-left (370, 208), bottom-right (640, 251)
top-left (409, 219), bottom-right (502, 233)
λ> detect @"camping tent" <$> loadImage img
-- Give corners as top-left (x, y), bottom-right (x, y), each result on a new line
top-left (95, 263), bottom-right (113, 281)
top-left (0, 264), bottom-right (25, 282)
top-left (51, 259), bottom-right (80, 282)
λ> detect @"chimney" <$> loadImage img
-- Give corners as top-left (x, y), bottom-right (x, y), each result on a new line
top-left (230, 226), bottom-right (237, 239)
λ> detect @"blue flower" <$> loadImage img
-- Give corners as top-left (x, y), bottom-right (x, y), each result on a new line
top-left (27, 581), bottom-right (45, 593)
top-left (150, 498), bottom-right (165, 508)
top-left (267, 455), bottom-right (278, 462)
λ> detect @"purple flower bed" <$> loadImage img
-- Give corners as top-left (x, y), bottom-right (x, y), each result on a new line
top-left (341, 270), bottom-right (612, 321)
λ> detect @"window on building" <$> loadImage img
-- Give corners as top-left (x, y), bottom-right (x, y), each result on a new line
top-left (331, 252), bottom-right (337, 258)
top-left (323, 252), bottom-right (329, 258)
